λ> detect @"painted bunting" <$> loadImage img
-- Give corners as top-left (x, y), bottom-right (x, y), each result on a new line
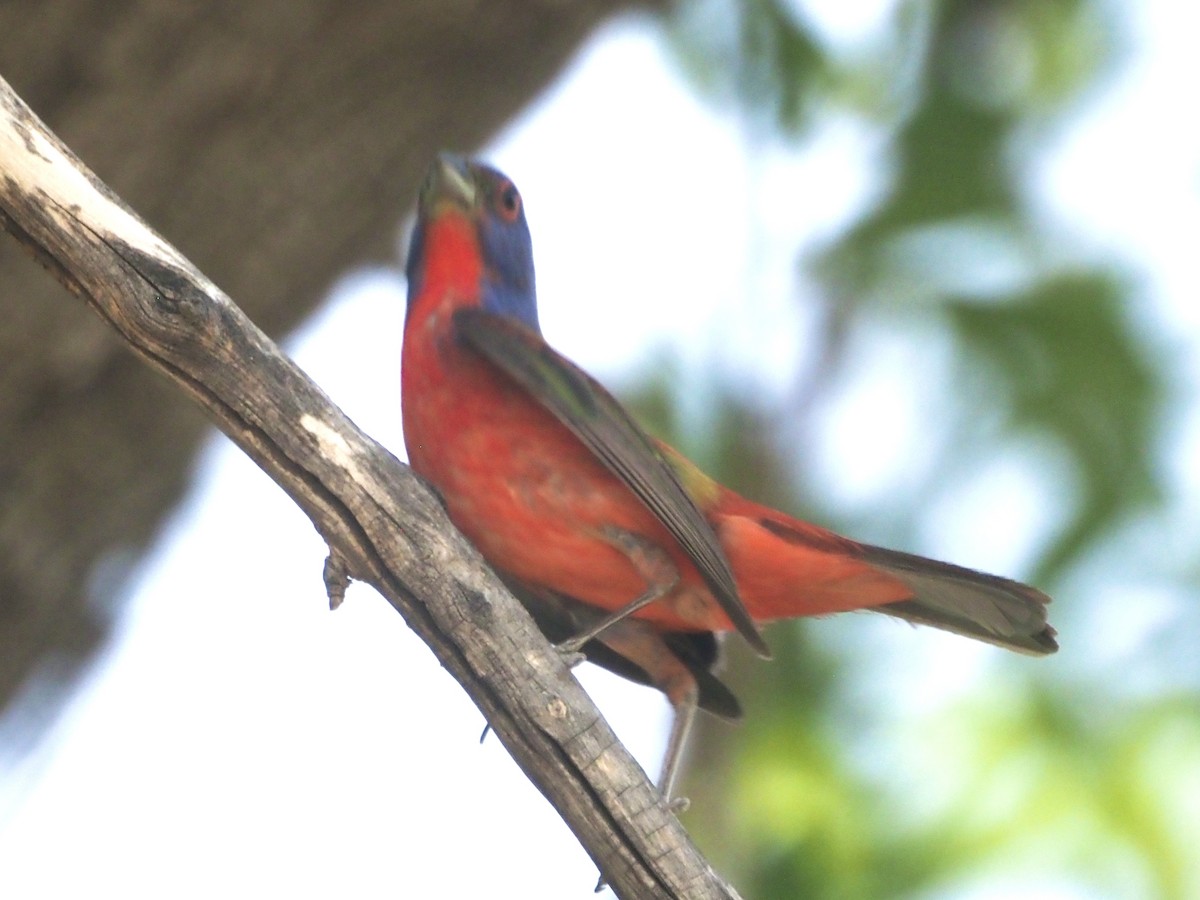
top-left (402, 154), bottom-right (1056, 801)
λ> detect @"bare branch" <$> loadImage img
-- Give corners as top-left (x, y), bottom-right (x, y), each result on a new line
top-left (0, 74), bottom-right (741, 898)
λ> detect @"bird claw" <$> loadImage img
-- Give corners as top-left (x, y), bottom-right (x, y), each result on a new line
top-left (553, 643), bottom-right (587, 669)
top-left (665, 794), bottom-right (690, 814)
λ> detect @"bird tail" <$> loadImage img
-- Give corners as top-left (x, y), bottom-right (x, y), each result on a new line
top-left (856, 543), bottom-right (1058, 655)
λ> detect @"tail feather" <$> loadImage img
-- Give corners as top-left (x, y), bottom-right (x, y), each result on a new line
top-left (858, 544), bottom-right (1057, 655)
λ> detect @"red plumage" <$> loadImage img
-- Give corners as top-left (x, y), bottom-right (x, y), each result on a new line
top-left (402, 155), bottom-right (1055, 799)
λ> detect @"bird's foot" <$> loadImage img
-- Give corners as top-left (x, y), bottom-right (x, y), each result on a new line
top-left (553, 642), bottom-right (587, 669)
top-left (665, 794), bottom-right (690, 814)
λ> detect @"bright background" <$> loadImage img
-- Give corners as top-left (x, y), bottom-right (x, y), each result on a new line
top-left (3, 2), bottom-right (1200, 897)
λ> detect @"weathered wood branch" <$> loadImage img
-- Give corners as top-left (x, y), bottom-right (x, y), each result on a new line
top-left (0, 75), bottom-right (740, 899)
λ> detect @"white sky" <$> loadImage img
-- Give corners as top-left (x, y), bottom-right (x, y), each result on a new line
top-left (2, 3), bottom-right (1198, 897)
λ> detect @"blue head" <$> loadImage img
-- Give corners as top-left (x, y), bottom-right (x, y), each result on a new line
top-left (406, 154), bottom-right (539, 332)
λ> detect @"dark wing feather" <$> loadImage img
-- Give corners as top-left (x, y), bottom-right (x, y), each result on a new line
top-left (455, 308), bottom-right (769, 657)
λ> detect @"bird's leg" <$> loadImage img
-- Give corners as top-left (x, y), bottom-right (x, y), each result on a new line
top-left (618, 634), bottom-right (700, 810)
top-left (507, 565), bottom-right (707, 806)
top-left (556, 527), bottom-right (679, 656)
top-left (658, 692), bottom-right (699, 812)
top-left (567, 611), bottom-right (703, 809)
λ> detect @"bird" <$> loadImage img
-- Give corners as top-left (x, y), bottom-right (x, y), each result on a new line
top-left (401, 153), bottom-right (1056, 803)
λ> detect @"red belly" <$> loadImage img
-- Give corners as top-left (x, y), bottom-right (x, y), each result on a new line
top-left (402, 315), bottom-right (725, 632)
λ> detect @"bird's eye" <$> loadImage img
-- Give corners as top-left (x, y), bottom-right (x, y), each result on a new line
top-left (497, 182), bottom-right (521, 221)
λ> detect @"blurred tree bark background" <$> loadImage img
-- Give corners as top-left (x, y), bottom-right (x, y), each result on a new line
top-left (4, 0), bottom-right (1198, 896)
top-left (0, 0), bottom-right (648, 747)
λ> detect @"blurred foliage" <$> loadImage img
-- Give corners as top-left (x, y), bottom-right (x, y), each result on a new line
top-left (946, 275), bottom-right (1164, 582)
top-left (636, 0), bottom-right (1199, 897)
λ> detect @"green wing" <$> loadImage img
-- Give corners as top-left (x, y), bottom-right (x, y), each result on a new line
top-left (454, 308), bottom-right (769, 657)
